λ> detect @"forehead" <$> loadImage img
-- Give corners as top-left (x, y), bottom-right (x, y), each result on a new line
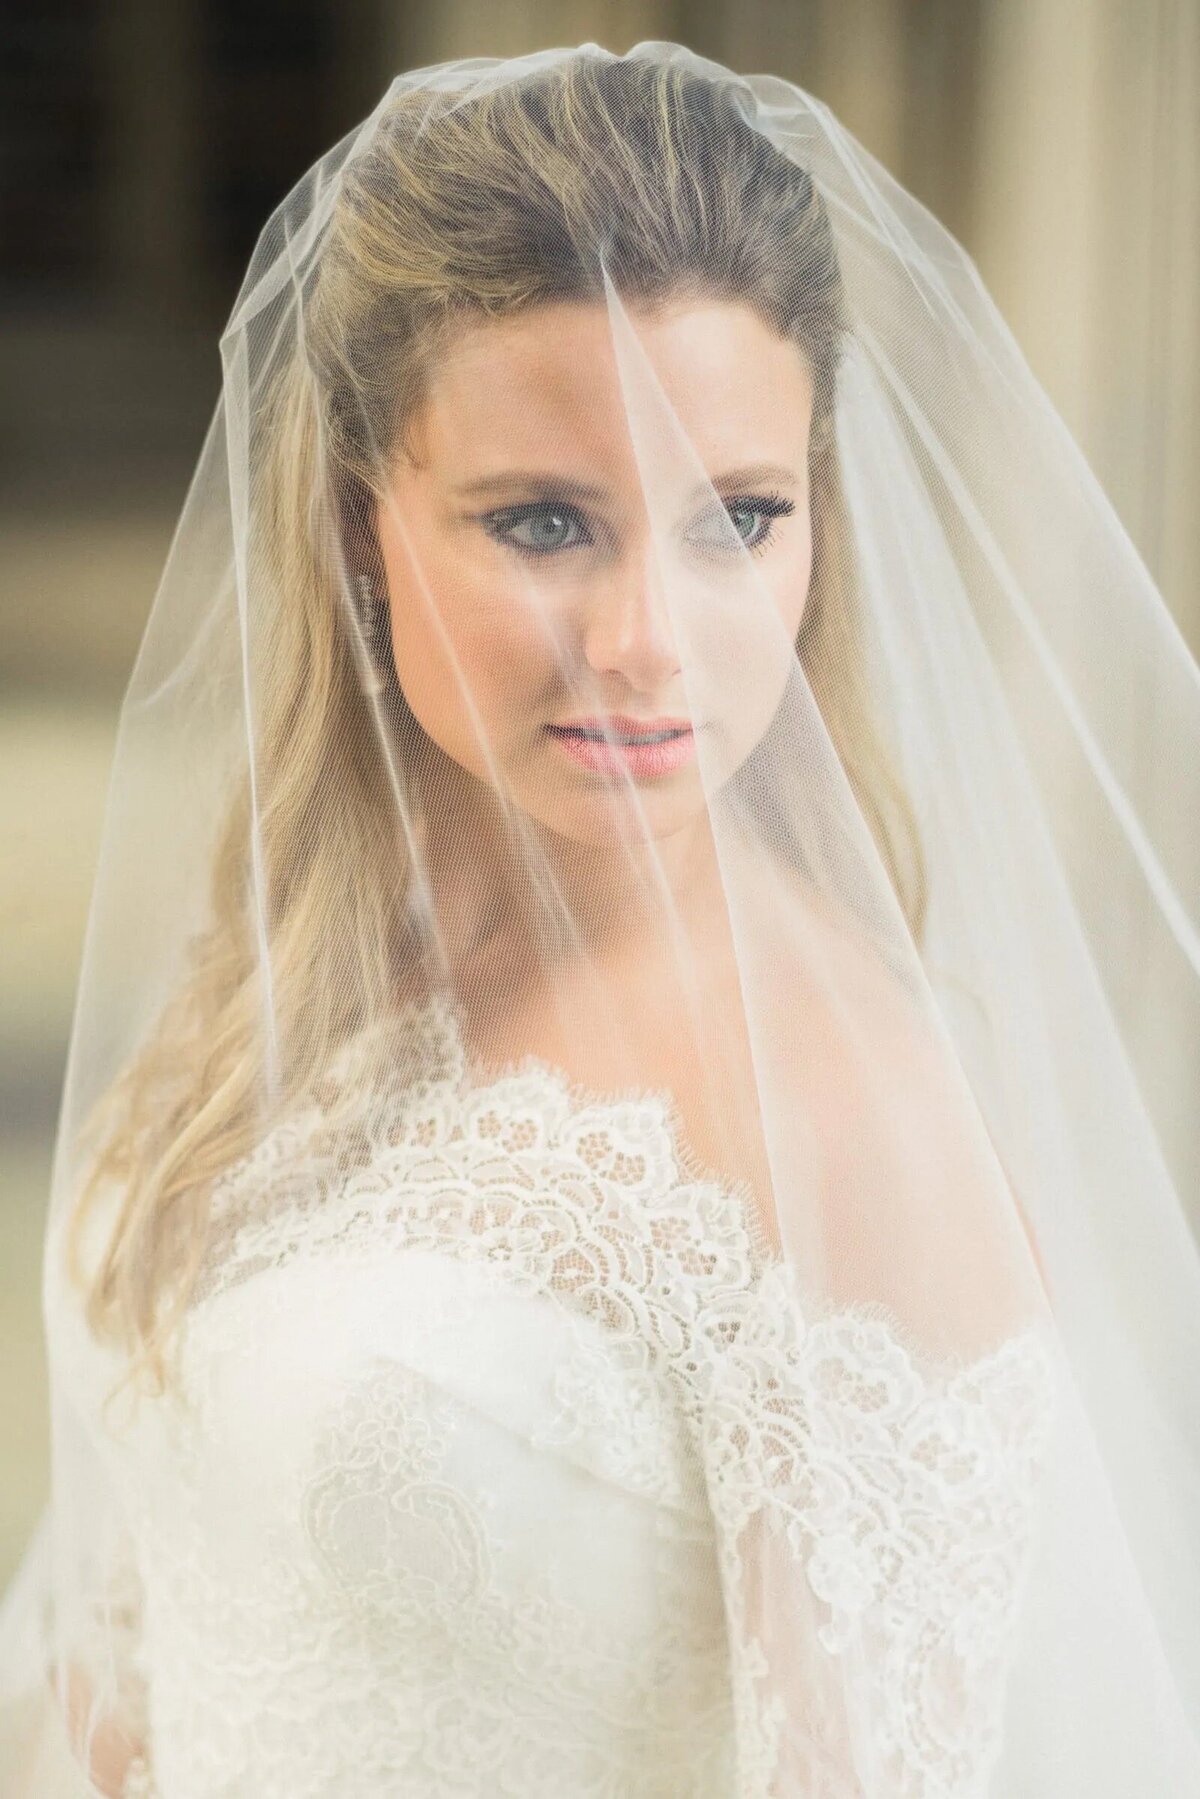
top-left (407, 299), bottom-right (813, 482)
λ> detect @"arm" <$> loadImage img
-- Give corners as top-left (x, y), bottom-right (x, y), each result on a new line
top-left (20, 1513), bottom-right (158, 1799)
top-left (53, 1661), bottom-right (151, 1798)
top-left (61, 1533), bottom-right (156, 1799)
top-left (701, 1263), bottom-right (1057, 1797)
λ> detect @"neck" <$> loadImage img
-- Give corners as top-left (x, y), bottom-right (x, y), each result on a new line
top-left (418, 756), bottom-right (726, 977)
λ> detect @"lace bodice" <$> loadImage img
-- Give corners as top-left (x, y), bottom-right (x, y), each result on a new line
top-left (51, 993), bottom-right (1057, 1798)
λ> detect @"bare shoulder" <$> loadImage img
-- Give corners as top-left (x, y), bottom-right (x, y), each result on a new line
top-left (763, 862), bottom-right (1040, 1345)
top-left (760, 860), bottom-right (936, 1083)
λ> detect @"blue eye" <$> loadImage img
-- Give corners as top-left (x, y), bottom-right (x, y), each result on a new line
top-left (480, 491), bottom-right (796, 562)
top-left (482, 503), bottom-right (592, 557)
top-left (687, 493), bottom-right (797, 557)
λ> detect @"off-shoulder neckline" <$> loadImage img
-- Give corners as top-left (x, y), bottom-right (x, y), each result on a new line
top-left (399, 993), bottom-right (784, 1273)
top-left (325, 989), bottom-right (1056, 1383)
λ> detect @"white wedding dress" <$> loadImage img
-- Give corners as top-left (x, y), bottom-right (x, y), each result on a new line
top-left (44, 992), bottom-right (1056, 1798)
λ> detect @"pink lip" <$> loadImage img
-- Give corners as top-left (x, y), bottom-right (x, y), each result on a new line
top-left (545, 722), bottom-right (696, 778)
top-left (552, 714), bottom-right (692, 735)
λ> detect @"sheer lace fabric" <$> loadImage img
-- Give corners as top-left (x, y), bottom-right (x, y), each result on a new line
top-left (49, 995), bottom-right (1056, 1798)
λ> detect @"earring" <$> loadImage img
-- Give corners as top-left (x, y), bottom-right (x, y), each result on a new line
top-left (354, 574), bottom-right (390, 651)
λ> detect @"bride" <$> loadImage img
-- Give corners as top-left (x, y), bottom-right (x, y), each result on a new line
top-left (3, 40), bottom-right (1200, 1797)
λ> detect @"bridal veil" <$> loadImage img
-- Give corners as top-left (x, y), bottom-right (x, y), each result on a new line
top-left (2, 38), bottom-right (1200, 1795)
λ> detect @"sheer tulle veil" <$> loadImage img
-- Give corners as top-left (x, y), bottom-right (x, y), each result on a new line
top-left (2, 37), bottom-right (1200, 1796)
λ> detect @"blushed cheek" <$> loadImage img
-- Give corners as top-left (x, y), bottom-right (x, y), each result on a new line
top-left (389, 592), bottom-right (552, 773)
top-left (454, 605), bottom-right (562, 736)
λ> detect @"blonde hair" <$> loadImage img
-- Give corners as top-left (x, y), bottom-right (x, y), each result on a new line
top-left (68, 50), bottom-right (927, 1393)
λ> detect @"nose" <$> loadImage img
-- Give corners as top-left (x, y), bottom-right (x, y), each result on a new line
top-left (581, 547), bottom-right (682, 692)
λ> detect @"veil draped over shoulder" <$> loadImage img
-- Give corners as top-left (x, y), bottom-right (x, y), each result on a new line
top-left (2, 39), bottom-right (1200, 1797)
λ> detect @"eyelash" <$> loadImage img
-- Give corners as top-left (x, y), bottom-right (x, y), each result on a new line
top-left (479, 491), bottom-right (797, 561)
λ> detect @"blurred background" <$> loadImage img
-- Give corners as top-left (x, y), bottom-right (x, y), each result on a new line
top-left (2, 0), bottom-right (1198, 1586)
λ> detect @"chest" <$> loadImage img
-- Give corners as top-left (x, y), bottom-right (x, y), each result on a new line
top-left (458, 961), bottom-right (784, 1262)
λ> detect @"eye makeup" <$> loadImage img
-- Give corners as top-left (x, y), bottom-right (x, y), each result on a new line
top-left (477, 490), bottom-right (797, 561)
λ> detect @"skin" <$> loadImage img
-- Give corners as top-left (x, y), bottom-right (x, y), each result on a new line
top-left (375, 296), bottom-right (815, 968)
top-left (60, 300), bottom-right (1044, 1796)
top-left (373, 294), bottom-right (1044, 1317)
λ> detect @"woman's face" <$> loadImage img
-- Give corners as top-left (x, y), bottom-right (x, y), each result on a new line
top-left (376, 297), bottom-right (814, 846)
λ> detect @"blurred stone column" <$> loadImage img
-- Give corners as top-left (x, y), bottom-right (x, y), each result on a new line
top-left (973, 0), bottom-right (1199, 649)
top-left (972, 0), bottom-right (1200, 1210)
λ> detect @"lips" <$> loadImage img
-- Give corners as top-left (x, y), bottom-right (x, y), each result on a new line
top-left (550, 715), bottom-right (692, 740)
top-left (551, 726), bottom-right (689, 744)
top-left (545, 722), bottom-right (697, 777)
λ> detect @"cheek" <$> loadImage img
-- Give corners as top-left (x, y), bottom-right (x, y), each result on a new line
top-left (724, 523), bottom-right (814, 731)
top-left (384, 544), bottom-right (552, 760)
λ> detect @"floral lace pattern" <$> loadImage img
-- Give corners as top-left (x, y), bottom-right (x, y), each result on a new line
top-left (701, 1264), bottom-right (1056, 1794)
top-left (64, 991), bottom-right (1056, 1799)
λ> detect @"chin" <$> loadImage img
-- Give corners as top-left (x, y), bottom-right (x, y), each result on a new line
top-left (518, 784), bottom-right (709, 848)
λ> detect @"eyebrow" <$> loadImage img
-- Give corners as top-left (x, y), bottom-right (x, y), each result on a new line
top-left (451, 462), bottom-right (800, 504)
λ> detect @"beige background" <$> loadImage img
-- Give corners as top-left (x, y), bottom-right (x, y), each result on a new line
top-left (3, 0), bottom-right (1198, 1586)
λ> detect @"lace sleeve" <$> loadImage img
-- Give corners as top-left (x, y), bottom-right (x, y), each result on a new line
top-left (0, 1507), bottom-right (158, 1799)
top-left (66, 1518), bottom-right (158, 1799)
top-left (700, 1263), bottom-right (1057, 1797)
top-left (119, 1751), bottom-right (157, 1797)
top-left (36, 1226), bottom-right (160, 1797)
